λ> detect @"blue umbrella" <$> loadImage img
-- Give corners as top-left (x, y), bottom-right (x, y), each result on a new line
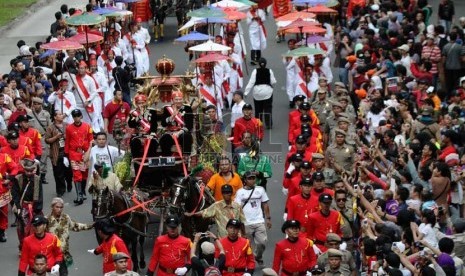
top-left (93, 7), bottom-right (122, 15)
top-left (39, 49), bottom-right (57, 59)
top-left (175, 31), bottom-right (213, 42)
top-left (114, 0), bottom-right (143, 3)
top-left (292, 0), bottom-right (328, 6)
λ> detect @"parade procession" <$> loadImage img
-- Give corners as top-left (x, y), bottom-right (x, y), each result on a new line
top-left (3, 0), bottom-right (465, 275)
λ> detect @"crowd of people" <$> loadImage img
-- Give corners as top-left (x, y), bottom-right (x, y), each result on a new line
top-left (2, 0), bottom-right (465, 275)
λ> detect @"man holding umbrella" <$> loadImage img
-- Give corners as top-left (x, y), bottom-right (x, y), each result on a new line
top-left (247, 3), bottom-right (267, 65)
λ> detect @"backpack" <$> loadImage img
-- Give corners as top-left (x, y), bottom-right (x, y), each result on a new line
top-left (200, 259), bottom-right (221, 276)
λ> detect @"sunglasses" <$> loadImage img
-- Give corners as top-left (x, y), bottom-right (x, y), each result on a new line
top-left (336, 198), bottom-right (347, 202)
top-left (246, 176), bottom-right (256, 179)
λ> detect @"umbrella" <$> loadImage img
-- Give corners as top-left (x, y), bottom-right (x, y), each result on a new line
top-left (93, 7), bottom-right (121, 15)
top-left (276, 11), bottom-right (316, 21)
top-left (105, 10), bottom-right (133, 17)
top-left (187, 7), bottom-right (226, 18)
top-left (281, 18), bottom-right (321, 30)
top-left (175, 31), bottom-right (213, 42)
top-left (325, 0), bottom-right (339, 7)
top-left (223, 8), bottom-right (247, 20)
top-left (292, 0), bottom-right (328, 6)
top-left (68, 33), bottom-right (104, 44)
top-left (39, 49), bottom-right (57, 59)
top-left (178, 17), bottom-right (232, 32)
top-left (284, 25), bottom-right (327, 34)
top-left (114, 0), bottom-right (144, 3)
top-left (189, 40), bottom-right (231, 52)
top-left (305, 35), bottom-right (331, 44)
top-left (305, 5), bottom-right (337, 14)
top-left (41, 40), bottom-right (84, 51)
top-left (212, 0), bottom-right (250, 11)
top-left (283, 46), bottom-right (326, 57)
top-left (65, 13), bottom-right (106, 26)
top-left (234, 0), bottom-right (255, 5)
top-left (194, 52), bottom-right (231, 63)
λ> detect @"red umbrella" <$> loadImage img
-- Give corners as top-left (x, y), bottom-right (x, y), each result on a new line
top-left (281, 18), bottom-right (321, 30)
top-left (223, 7), bottom-right (247, 20)
top-left (68, 33), bottom-right (104, 44)
top-left (194, 52), bottom-right (231, 63)
top-left (284, 25), bottom-right (327, 34)
top-left (40, 40), bottom-right (84, 51)
top-left (276, 11), bottom-right (316, 21)
top-left (305, 5), bottom-right (337, 14)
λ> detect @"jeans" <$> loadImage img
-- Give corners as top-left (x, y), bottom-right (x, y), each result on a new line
top-left (338, 67), bottom-right (348, 85)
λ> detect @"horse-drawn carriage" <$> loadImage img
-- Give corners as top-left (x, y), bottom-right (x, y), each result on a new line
top-left (94, 56), bottom-right (224, 271)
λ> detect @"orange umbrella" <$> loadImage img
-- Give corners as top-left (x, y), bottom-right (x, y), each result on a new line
top-left (283, 25), bottom-right (327, 34)
top-left (281, 18), bottom-right (321, 30)
top-left (68, 33), bottom-right (104, 44)
top-left (194, 52), bottom-right (231, 63)
top-left (222, 7), bottom-right (247, 20)
top-left (275, 11), bottom-right (316, 21)
top-left (40, 40), bottom-right (84, 51)
top-left (305, 4), bottom-right (337, 13)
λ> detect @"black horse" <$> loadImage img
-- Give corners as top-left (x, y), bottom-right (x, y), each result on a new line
top-left (168, 175), bottom-right (214, 238)
top-left (93, 187), bottom-right (148, 272)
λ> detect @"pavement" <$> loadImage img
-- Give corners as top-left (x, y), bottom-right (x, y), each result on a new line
top-left (0, 0), bottom-right (464, 275)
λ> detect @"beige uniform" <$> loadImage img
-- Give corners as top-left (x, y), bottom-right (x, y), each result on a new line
top-left (31, 109), bottom-right (52, 175)
top-left (326, 143), bottom-right (355, 172)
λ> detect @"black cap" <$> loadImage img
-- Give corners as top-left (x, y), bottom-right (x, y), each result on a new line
top-left (293, 95), bottom-right (306, 102)
top-left (233, 90), bottom-right (244, 98)
top-left (7, 122), bottom-right (20, 131)
top-left (281, 220), bottom-right (301, 233)
top-left (166, 215), bottom-right (180, 228)
top-left (312, 171), bottom-right (325, 181)
top-left (244, 171), bottom-right (256, 178)
top-left (31, 215), bottom-right (48, 226)
top-left (71, 109), bottom-right (82, 117)
top-left (16, 114), bottom-right (32, 123)
top-left (94, 161), bottom-right (104, 170)
top-left (300, 114), bottom-right (311, 122)
top-left (299, 102), bottom-right (310, 110)
top-left (226, 219), bottom-right (242, 229)
top-left (6, 131), bottom-right (19, 140)
top-left (258, 58), bottom-right (267, 66)
top-left (242, 104), bottom-right (253, 110)
top-left (290, 153), bottom-right (303, 162)
top-left (319, 193), bottom-right (333, 203)
top-left (221, 184), bottom-right (233, 194)
top-left (301, 161), bottom-right (311, 169)
top-left (95, 218), bottom-right (116, 234)
top-left (300, 177), bottom-right (312, 185)
top-left (295, 135), bottom-right (307, 144)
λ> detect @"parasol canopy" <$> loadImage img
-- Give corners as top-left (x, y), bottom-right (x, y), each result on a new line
top-left (223, 7), bottom-right (247, 20)
top-left (41, 40), bottom-right (84, 51)
top-left (284, 25), bottom-right (327, 34)
top-left (234, 0), bottom-right (256, 5)
top-left (175, 31), bottom-right (213, 42)
top-left (194, 52), bottom-right (231, 63)
top-left (65, 12), bottom-right (106, 26)
top-left (281, 18), bottom-right (321, 30)
top-left (276, 11), bottom-right (316, 21)
top-left (305, 35), bottom-right (331, 44)
top-left (325, 0), bottom-right (339, 7)
top-left (189, 40), bottom-right (231, 52)
top-left (212, 0), bottom-right (250, 11)
top-left (305, 5), bottom-right (337, 13)
top-left (178, 17), bottom-right (232, 32)
top-left (114, 0), bottom-right (144, 3)
top-left (283, 46), bottom-right (326, 57)
top-left (68, 33), bottom-right (104, 44)
top-left (292, 0), bottom-right (328, 6)
top-left (187, 6), bottom-right (226, 18)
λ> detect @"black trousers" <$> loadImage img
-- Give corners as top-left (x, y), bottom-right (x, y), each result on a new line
top-left (53, 156), bottom-right (73, 195)
top-left (254, 96), bottom-right (273, 128)
top-left (445, 69), bottom-right (462, 98)
top-left (130, 137), bottom-right (159, 158)
top-left (160, 132), bottom-right (193, 156)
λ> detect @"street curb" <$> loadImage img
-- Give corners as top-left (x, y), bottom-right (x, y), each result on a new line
top-left (0, 0), bottom-right (55, 37)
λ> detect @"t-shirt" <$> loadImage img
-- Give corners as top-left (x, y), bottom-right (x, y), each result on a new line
top-left (103, 101), bottom-right (130, 133)
top-left (234, 186), bottom-right (269, 225)
top-left (419, 223), bottom-right (438, 248)
top-left (89, 145), bottom-right (124, 174)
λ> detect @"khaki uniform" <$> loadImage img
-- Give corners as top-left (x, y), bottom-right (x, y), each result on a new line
top-left (328, 129), bottom-right (358, 148)
top-left (318, 249), bottom-right (355, 274)
top-left (316, 168), bottom-right (338, 187)
top-left (104, 271), bottom-right (140, 276)
top-left (311, 100), bottom-right (331, 126)
top-left (336, 206), bottom-right (355, 251)
top-left (326, 143), bottom-right (355, 172)
top-left (324, 267), bottom-right (352, 276)
top-left (31, 109), bottom-right (52, 175)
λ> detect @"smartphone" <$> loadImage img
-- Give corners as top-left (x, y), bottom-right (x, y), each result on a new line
top-left (354, 184), bottom-right (359, 190)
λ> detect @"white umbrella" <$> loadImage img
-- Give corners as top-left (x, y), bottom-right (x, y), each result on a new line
top-left (212, 0), bottom-right (250, 11)
top-left (178, 17), bottom-right (232, 32)
top-left (276, 18), bottom-right (318, 28)
top-left (189, 40), bottom-right (231, 52)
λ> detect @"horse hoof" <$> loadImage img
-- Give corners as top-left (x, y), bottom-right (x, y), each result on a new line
top-left (140, 261), bottom-right (146, 269)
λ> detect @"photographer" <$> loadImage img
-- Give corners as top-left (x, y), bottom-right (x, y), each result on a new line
top-left (112, 56), bottom-right (132, 105)
top-left (190, 231), bottom-right (225, 276)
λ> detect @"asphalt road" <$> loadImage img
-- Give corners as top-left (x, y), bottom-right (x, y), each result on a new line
top-left (1, 0), bottom-right (464, 275)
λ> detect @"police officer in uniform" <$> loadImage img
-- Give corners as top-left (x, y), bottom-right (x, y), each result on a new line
top-left (311, 153), bottom-right (337, 188)
top-left (325, 129), bottom-right (355, 174)
top-left (310, 89), bottom-right (331, 127)
top-left (30, 97), bottom-right (51, 185)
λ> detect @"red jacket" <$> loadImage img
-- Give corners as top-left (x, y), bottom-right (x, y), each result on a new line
top-left (272, 238), bottom-right (316, 275)
top-left (147, 234), bottom-right (191, 275)
top-left (19, 128), bottom-right (42, 156)
top-left (19, 233), bottom-right (63, 273)
top-left (132, 0), bottom-right (152, 22)
top-left (64, 122), bottom-right (93, 161)
top-left (284, 149), bottom-right (312, 171)
top-left (0, 145), bottom-right (33, 174)
top-left (272, 0), bottom-right (292, 18)
top-left (410, 63), bottom-right (433, 84)
top-left (287, 194), bottom-right (313, 228)
top-left (0, 153), bottom-right (18, 194)
top-left (288, 110), bottom-right (320, 144)
top-left (95, 234), bottom-right (132, 274)
top-left (233, 117), bottom-right (264, 147)
top-left (306, 210), bottom-right (343, 252)
top-left (0, 135), bottom-right (33, 155)
top-left (219, 237), bottom-right (255, 276)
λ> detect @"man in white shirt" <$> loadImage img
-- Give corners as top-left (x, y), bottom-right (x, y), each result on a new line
top-left (234, 170), bottom-right (271, 267)
top-left (86, 132), bottom-right (124, 177)
top-left (47, 79), bottom-right (77, 124)
top-left (398, 44), bottom-right (412, 77)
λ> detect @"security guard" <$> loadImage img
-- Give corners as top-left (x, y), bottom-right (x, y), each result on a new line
top-left (272, 220), bottom-right (317, 276)
top-left (324, 249), bottom-right (351, 276)
top-left (30, 97), bottom-right (51, 184)
top-left (219, 219), bottom-right (255, 276)
top-left (306, 194), bottom-right (343, 253)
top-left (310, 89), bottom-right (331, 127)
top-left (328, 117), bottom-right (357, 147)
top-left (287, 178), bottom-right (313, 234)
top-left (325, 129), bottom-right (355, 174)
top-left (146, 215), bottom-right (191, 276)
top-left (323, 103), bottom-right (345, 148)
top-left (317, 233), bottom-right (355, 276)
top-left (311, 153), bottom-right (337, 188)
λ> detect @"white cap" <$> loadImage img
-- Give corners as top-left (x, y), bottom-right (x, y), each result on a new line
top-left (397, 44), bottom-right (410, 52)
top-left (19, 45), bottom-right (31, 56)
top-left (426, 86), bottom-right (435, 94)
top-left (371, 4), bottom-right (379, 11)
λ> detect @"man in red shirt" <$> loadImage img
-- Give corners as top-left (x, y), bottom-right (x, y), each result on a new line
top-left (219, 219), bottom-right (255, 276)
top-left (0, 153), bottom-right (18, 242)
top-left (17, 115), bottom-right (42, 159)
top-left (89, 218), bottom-right (132, 274)
top-left (288, 102), bottom-right (320, 145)
top-left (146, 215), bottom-right (191, 276)
top-left (18, 215), bottom-right (63, 276)
top-left (0, 131), bottom-right (34, 173)
top-left (287, 177), bottom-right (313, 235)
top-left (284, 136), bottom-right (313, 170)
top-left (438, 130), bottom-right (457, 161)
top-left (272, 220), bottom-right (316, 275)
top-left (64, 109), bottom-right (93, 205)
top-left (233, 104), bottom-right (264, 148)
top-left (306, 193), bottom-right (343, 253)
top-left (103, 90), bottom-right (130, 134)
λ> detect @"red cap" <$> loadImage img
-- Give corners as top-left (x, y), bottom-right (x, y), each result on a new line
top-left (136, 17), bottom-right (142, 23)
top-left (134, 94), bottom-right (147, 102)
top-left (78, 60), bottom-right (88, 68)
